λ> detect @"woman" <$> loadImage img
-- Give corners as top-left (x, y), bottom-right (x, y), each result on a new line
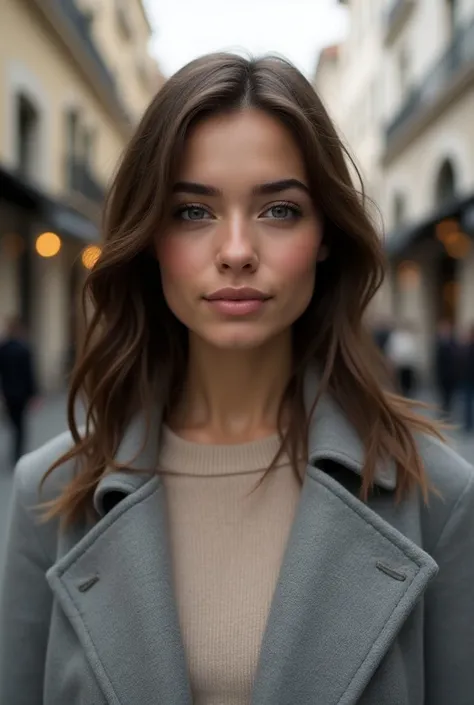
top-left (1, 53), bottom-right (473, 705)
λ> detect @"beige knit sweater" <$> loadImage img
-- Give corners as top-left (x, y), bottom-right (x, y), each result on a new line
top-left (158, 426), bottom-right (302, 705)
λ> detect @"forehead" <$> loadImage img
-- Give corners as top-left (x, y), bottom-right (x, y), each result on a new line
top-left (176, 109), bottom-right (307, 185)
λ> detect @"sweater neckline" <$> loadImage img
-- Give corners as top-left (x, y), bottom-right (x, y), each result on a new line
top-left (158, 425), bottom-right (289, 477)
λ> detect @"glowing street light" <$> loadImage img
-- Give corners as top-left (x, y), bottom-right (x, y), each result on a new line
top-left (81, 245), bottom-right (101, 270)
top-left (35, 232), bottom-right (62, 258)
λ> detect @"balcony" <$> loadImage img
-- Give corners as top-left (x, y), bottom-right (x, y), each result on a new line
top-left (384, 16), bottom-right (474, 162)
top-left (66, 158), bottom-right (106, 206)
top-left (384, 0), bottom-right (416, 45)
top-left (32, 0), bottom-right (132, 128)
top-left (62, 0), bottom-right (122, 104)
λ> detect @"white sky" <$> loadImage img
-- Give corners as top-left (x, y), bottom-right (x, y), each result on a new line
top-left (144, 0), bottom-right (348, 80)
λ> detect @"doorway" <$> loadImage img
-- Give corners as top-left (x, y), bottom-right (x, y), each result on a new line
top-left (437, 253), bottom-right (458, 325)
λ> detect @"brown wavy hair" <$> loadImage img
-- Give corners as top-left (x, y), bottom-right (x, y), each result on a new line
top-left (42, 52), bottom-right (442, 526)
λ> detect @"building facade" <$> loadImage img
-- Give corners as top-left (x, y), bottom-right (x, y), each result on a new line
top-left (315, 0), bottom-right (474, 379)
top-left (77, 0), bottom-right (162, 122)
top-left (0, 0), bottom-right (163, 391)
top-left (315, 1), bottom-right (385, 209)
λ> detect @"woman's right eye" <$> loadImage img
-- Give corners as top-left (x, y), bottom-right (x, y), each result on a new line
top-left (174, 205), bottom-right (213, 221)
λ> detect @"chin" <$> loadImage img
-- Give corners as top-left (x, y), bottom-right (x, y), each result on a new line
top-left (197, 323), bottom-right (277, 351)
top-left (211, 337), bottom-right (267, 351)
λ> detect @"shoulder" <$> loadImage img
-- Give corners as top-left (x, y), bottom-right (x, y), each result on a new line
top-left (416, 432), bottom-right (474, 552)
top-left (13, 429), bottom-right (78, 509)
top-left (418, 432), bottom-right (473, 497)
top-left (4, 431), bottom-right (79, 569)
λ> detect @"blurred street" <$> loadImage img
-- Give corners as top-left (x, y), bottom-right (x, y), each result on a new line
top-left (0, 395), bottom-right (75, 570)
top-left (1, 391), bottom-right (474, 573)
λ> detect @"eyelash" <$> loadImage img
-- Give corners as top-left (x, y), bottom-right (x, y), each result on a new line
top-left (263, 201), bottom-right (303, 219)
top-left (172, 203), bottom-right (209, 220)
top-left (173, 201), bottom-right (303, 221)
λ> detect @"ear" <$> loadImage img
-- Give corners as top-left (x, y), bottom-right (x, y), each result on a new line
top-left (317, 244), bottom-right (329, 262)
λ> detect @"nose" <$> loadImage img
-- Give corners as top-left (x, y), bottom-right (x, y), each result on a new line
top-left (215, 216), bottom-right (259, 274)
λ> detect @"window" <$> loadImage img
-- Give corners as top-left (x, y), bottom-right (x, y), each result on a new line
top-left (436, 159), bottom-right (457, 206)
top-left (66, 110), bottom-right (79, 156)
top-left (16, 93), bottom-right (39, 179)
top-left (393, 193), bottom-right (407, 228)
top-left (65, 110), bottom-right (79, 190)
top-left (82, 126), bottom-right (95, 170)
top-left (63, 109), bottom-right (102, 202)
top-left (64, 110), bottom-right (95, 184)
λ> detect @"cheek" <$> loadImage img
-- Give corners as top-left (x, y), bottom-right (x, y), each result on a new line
top-left (271, 231), bottom-right (321, 283)
top-left (157, 236), bottom-right (204, 284)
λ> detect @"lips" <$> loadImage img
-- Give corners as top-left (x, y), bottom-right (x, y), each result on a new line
top-left (204, 287), bottom-right (270, 302)
top-left (203, 288), bottom-right (272, 316)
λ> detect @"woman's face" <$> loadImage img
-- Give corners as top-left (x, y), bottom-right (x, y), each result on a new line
top-left (156, 108), bottom-right (326, 351)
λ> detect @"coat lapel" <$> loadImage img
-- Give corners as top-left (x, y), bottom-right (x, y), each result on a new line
top-left (251, 467), bottom-right (438, 705)
top-left (251, 370), bottom-right (438, 704)
top-left (46, 411), bottom-right (193, 705)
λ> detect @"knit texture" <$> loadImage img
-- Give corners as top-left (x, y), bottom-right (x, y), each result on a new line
top-left (159, 425), bottom-right (302, 705)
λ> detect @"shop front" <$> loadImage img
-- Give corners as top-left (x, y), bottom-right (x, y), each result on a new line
top-left (0, 165), bottom-right (102, 391)
top-left (385, 193), bottom-right (474, 380)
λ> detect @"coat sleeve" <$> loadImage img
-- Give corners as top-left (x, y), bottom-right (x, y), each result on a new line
top-left (424, 470), bottom-right (474, 705)
top-left (0, 460), bottom-right (53, 705)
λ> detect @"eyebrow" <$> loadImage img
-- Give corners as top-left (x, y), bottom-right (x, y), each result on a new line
top-left (172, 178), bottom-right (310, 197)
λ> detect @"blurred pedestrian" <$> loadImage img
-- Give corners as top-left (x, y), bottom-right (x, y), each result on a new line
top-left (434, 319), bottom-right (459, 419)
top-left (460, 323), bottom-right (474, 432)
top-left (386, 320), bottom-right (419, 397)
top-left (0, 316), bottom-right (38, 465)
top-left (1, 53), bottom-right (474, 705)
top-left (372, 316), bottom-right (392, 356)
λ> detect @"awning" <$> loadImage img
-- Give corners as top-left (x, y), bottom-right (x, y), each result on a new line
top-left (46, 203), bottom-right (100, 243)
top-left (385, 192), bottom-right (474, 257)
top-left (0, 164), bottom-right (99, 243)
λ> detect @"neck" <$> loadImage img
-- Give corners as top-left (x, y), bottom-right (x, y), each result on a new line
top-left (169, 332), bottom-right (292, 443)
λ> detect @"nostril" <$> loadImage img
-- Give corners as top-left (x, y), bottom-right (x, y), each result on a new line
top-left (216, 255), bottom-right (258, 272)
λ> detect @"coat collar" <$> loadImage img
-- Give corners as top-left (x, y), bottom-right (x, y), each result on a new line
top-left (304, 367), bottom-right (397, 491)
top-left (92, 407), bottom-right (163, 516)
top-left (93, 366), bottom-right (396, 515)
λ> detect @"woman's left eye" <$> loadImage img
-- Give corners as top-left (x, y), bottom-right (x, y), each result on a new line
top-left (261, 203), bottom-right (302, 220)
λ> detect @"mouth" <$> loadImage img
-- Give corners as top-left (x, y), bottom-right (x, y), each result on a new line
top-left (203, 288), bottom-right (272, 316)
top-left (204, 287), bottom-right (271, 302)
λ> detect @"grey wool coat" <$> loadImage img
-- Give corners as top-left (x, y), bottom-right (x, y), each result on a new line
top-left (1, 373), bottom-right (474, 705)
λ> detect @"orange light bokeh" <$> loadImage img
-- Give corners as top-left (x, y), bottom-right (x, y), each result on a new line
top-left (35, 232), bottom-right (62, 258)
top-left (81, 245), bottom-right (101, 270)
